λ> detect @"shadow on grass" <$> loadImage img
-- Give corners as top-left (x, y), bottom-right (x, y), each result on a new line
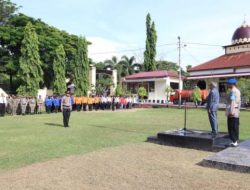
top-left (44, 123), bottom-right (64, 127)
top-left (90, 125), bottom-right (151, 135)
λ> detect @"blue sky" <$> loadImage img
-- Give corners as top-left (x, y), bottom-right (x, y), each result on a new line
top-left (12, 0), bottom-right (250, 69)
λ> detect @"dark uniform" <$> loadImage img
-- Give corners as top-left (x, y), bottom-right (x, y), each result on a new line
top-left (61, 92), bottom-right (72, 127)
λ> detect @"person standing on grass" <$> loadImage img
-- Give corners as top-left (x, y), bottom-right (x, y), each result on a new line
top-left (37, 95), bottom-right (43, 114)
top-left (88, 96), bottom-right (93, 111)
top-left (29, 96), bottom-right (36, 114)
top-left (20, 96), bottom-right (28, 116)
top-left (61, 91), bottom-right (72, 127)
top-left (225, 78), bottom-right (241, 147)
top-left (13, 96), bottom-right (20, 115)
top-left (206, 82), bottom-right (220, 138)
top-left (53, 96), bottom-right (60, 113)
top-left (45, 96), bottom-right (53, 113)
top-left (0, 93), bottom-right (7, 117)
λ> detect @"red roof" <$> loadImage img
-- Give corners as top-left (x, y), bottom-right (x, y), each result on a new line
top-left (188, 52), bottom-right (250, 72)
top-left (125, 70), bottom-right (179, 80)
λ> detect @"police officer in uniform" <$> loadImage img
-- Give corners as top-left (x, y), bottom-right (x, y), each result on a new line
top-left (61, 91), bottom-right (72, 127)
top-left (29, 97), bottom-right (36, 114)
top-left (225, 78), bottom-right (241, 147)
top-left (20, 96), bottom-right (28, 115)
top-left (37, 95), bottom-right (43, 114)
top-left (13, 96), bottom-right (20, 115)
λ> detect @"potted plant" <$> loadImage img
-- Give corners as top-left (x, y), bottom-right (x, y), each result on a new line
top-left (165, 86), bottom-right (173, 104)
top-left (137, 87), bottom-right (147, 104)
top-left (191, 86), bottom-right (202, 108)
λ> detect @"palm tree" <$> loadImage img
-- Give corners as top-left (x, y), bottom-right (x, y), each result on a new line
top-left (118, 55), bottom-right (137, 76)
top-left (104, 56), bottom-right (118, 70)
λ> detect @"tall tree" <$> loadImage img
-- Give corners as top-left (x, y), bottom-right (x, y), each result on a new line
top-left (17, 22), bottom-right (43, 96)
top-left (119, 55), bottom-right (136, 76)
top-left (53, 44), bottom-right (66, 95)
top-left (156, 60), bottom-right (179, 71)
top-left (144, 13), bottom-right (157, 71)
top-left (0, 13), bottom-right (86, 90)
top-left (0, 0), bottom-right (18, 26)
top-left (104, 56), bottom-right (122, 84)
top-left (74, 37), bottom-right (89, 96)
top-left (104, 56), bottom-right (118, 69)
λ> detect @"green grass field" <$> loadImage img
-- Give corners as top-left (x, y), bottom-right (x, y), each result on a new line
top-left (0, 108), bottom-right (249, 170)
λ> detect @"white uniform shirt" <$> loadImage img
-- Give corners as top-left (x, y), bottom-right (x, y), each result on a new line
top-left (0, 96), bottom-right (7, 105)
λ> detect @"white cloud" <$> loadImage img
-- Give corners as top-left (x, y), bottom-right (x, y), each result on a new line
top-left (87, 37), bottom-right (126, 62)
top-left (87, 37), bottom-right (144, 63)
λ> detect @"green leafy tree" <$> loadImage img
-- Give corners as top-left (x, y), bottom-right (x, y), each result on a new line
top-left (95, 61), bottom-right (105, 70)
top-left (183, 80), bottom-right (191, 90)
top-left (138, 86), bottom-right (148, 99)
top-left (0, 13), bottom-right (87, 90)
top-left (191, 86), bottom-right (202, 107)
top-left (104, 56), bottom-right (118, 69)
top-left (115, 84), bottom-right (124, 96)
top-left (104, 56), bottom-right (124, 84)
top-left (95, 75), bottom-right (113, 95)
top-left (0, 0), bottom-right (18, 26)
top-left (238, 78), bottom-right (250, 104)
top-left (17, 22), bottom-right (43, 96)
top-left (144, 13), bottom-right (157, 71)
top-left (156, 60), bottom-right (179, 71)
top-left (53, 44), bottom-right (66, 95)
top-left (74, 37), bottom-right (89, 96)
top-left (118, 55), bottom-right (136, 76)
top-left (186, 64), bottom-right (192, 71)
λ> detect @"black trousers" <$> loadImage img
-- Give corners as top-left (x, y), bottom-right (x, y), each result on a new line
top-left (54, 106), bottom-right (59, 113)
top-left (82, 104), bottom-right (87, 111)
top-left (46, 105), bottom-right (52, 113)
top-left (88, 104), bottom-right (93, 111)
top-left (227, 117), bottom-right (239, 143)
top-left (63, 108), bottom-right (71, 127)
top-left (0, 103), bottom-right (6, 116)
top-left (112, 102), bottom-right (115, 111)
top-left (76, 104), bottom-right (82, 111)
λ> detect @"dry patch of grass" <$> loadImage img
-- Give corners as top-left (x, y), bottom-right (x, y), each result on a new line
top-left (0, 143), bottom-right (249, 190)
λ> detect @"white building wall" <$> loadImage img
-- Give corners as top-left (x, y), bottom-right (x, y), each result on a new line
top-left (111, 69), bottom-right (117, 95)
top-left (88, 65), bottom-right (96, 95)
top-left (148, 80), bottom-right (167, 101)
top-left (189, 68), bottom-right (234, 76)
top-left (147, 77), bottom-right (183, 103)
top-left (225, 44), bottom-right (250, 54)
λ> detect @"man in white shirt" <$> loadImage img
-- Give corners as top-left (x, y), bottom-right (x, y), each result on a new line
top-left (0, 93), bottom-right (7, 117)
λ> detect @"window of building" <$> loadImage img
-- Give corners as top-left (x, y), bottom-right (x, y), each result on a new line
top-left (148, 81), bottom-right (155, 92)
top-left (197, 80), bottom-right (206, 90)
top-left (170, 82), bottom-right (179, 89)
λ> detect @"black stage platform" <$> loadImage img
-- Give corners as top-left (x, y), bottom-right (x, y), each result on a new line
top-left (201, 140), bottom-right (250, 173)
top-left (148, 129), bottom-right (232, 151)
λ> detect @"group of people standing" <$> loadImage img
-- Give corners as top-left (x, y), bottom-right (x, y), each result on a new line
top-left (0, 93), bottom-right (136, 117)
top-left (60, 92), bottom-right (135, 127)
top-left (206, 78), bottom-right (241, 147)
top-left (74, 95), bottom-right (135, 112)
top-left (0, 94), bottom-right (44, 116)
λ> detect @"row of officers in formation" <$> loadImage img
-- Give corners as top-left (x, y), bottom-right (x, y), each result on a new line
top-left (0, 93), bottom-right (136, 117)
